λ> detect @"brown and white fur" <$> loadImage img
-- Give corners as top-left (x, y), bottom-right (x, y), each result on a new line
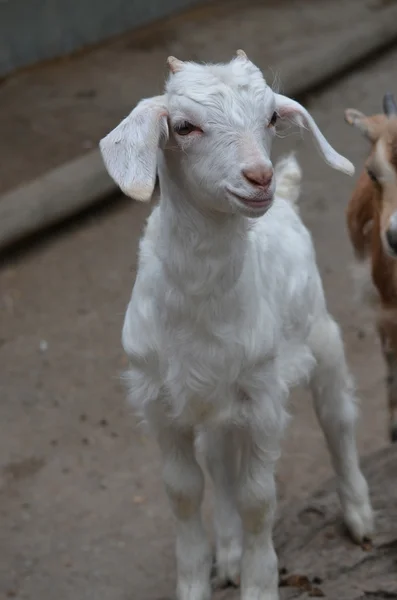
top-left (345, 93), bottom-right (397, 442)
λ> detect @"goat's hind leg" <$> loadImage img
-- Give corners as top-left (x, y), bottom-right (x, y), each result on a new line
top-left (308, 314), bottom-right (373, 543)
top-left (378, 323), bottom-right (397, 442)
top-left (203, 428), bottom-right (242, 589)
top-left (383, 348), bottom-right (397, 443)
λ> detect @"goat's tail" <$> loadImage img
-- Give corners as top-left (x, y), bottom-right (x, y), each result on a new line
top-left (275, 153), bottom-right (302, 210)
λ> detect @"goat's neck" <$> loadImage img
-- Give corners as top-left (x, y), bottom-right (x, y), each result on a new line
top-left (348, 172), bottom-right (397, 306)
top-left (157, 169), bottom-right (250, 298)
top-left (372, 211), bottom-right (397, 306)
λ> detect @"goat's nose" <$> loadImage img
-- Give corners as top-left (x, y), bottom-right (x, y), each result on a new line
top-left (386, 229), bottom-right (397, 255)
top-left (242, 165), bottom-right (273, 188)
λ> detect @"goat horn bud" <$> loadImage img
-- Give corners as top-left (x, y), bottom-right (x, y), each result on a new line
top-left (167, 56), bottom-right (184, 74)
top-left (383, 92), bottom-right (397, 117)
top-left (236, 49), bottom-right (248, 59)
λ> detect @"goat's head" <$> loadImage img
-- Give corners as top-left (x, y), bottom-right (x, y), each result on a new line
top-left (345, 94), bottom-right (397, 257)
top-left (100, 52), bottom-right (354, 217)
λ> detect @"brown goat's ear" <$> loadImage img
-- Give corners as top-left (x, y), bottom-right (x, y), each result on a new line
top-left (345, 109), bottom-right (386, 142)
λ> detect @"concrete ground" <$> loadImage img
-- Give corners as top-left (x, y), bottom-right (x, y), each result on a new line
top-left (1, 14), bottom-right (397, 600)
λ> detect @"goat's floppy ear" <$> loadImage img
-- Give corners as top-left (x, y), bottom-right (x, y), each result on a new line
top-left (99, 96), bottom-right (168, 201)
top-left (275, 93), bottom-right (354, 176)
top-left (344, 109), bottom-right (385, 142)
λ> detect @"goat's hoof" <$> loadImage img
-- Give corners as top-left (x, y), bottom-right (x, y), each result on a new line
top-left (176, 580), bottom-right (211, 600)
top-left (390, 424), bottom-right (397, 443)
top-left (211, 567), bottom-right (240, 590)
top-left (212, 577), bottom-right (240, 591)
top-left (241, 589), bottom-right (279, 600)
top-left (211, 545), bottom-right (241, 590)
top-left (343, 497), bottom-right (374, 544)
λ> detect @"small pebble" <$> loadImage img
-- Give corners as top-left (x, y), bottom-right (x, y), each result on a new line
top-left (309, 588), bottom-right (325, 598)
top-left (133, 495), bottom-right (145, 504)
top-left (361, 538), bottom-right (373, 552)
top-left (39, 340), bottom-right (48, 352)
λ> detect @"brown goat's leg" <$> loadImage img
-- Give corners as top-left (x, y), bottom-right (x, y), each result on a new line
top-left (378, 324), bottom-right (397, 442)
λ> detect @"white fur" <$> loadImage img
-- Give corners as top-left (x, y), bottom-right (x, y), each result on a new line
top-left (100, 55), bottom-right (372, 600)
top-left (274, 153), bottom-right (302, 210)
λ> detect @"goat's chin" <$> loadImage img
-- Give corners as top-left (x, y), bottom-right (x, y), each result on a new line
top-left (238, 202), bottom-right (273, 218)
top-left (383, 244), bottom-right (397, 259)
top-left (226, 192), bottom-right (274, 218)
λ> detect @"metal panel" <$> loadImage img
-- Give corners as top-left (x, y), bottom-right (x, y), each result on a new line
top-left (0, 0), bottom-right (203, 77)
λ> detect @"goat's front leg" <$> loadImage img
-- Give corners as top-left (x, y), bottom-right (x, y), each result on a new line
top-left (308, 315), bottom-right (373, 543)
top-left (236, 427), bottom-right (280, 600)
top-left (203, 428), bottom-right (242, 589)
top-left (147, 404), bottom-right (212, 600)
top-left (378, 323), bottom-right (397, 442)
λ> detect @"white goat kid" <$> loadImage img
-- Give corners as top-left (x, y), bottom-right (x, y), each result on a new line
top-left (100, 52), bottom-right (373, 600)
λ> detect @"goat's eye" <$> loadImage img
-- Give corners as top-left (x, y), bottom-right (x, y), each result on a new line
top-left (268, 111), bottom-right (278, 127)
top-left (367, 168), bottom-right (378, 184)
top-left (174, 121), bottom-right (199, 136)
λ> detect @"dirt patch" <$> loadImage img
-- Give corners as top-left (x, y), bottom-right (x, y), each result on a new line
top-left (3, 457), bottom-right (45, 482)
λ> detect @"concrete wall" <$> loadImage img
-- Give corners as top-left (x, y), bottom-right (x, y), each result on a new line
top-left (0, 0), bottom-right (203, 77)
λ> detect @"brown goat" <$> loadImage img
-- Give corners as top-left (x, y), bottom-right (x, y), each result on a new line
top-left (345, 93), bottom-right (397, 442)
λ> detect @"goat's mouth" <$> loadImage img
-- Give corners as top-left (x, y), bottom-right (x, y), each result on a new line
top-left (382, 230), bottom-right (397, 259)
top-left (226, 189), bottom-right (273, 211)
top-left (383, 241), bottom-right (397, 259)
